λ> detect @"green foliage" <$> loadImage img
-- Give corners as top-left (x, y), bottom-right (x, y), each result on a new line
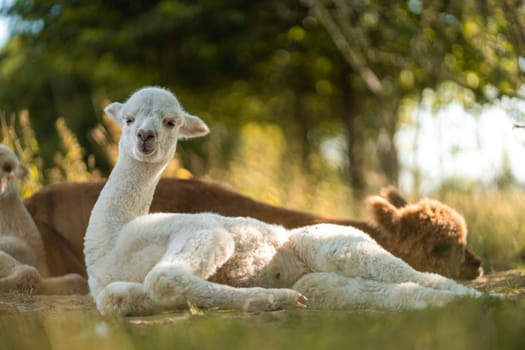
top-left (303, 0), bottom-right (523, 99)
top-left (2, 0), bottom-right (523, 191)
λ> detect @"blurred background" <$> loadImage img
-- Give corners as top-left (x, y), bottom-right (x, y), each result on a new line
top-left (1, 0), bottom-right (525, 271)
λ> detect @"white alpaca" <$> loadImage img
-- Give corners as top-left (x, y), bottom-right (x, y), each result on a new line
top-left (0, 144), bottom-right (87, 294)
top-left (84, 87), bottom-right (482, 316)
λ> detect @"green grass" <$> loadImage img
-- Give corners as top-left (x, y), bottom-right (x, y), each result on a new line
top-left (2, 297), bottom-right (525, 350)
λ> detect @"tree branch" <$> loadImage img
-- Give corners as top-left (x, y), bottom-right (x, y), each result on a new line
top-left (302, 0), bottom-right (383, 96)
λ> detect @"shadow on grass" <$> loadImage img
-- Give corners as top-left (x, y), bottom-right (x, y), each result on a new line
top-left (1, 292), bottom-right (525, 350)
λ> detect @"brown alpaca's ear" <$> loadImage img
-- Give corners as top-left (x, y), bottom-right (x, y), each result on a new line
top-left (15, 163), bottom-right (30, 180)
top-left (380, 186), bottom-right (408, 208)
top-left (367, 195), bottom-right (401, 236)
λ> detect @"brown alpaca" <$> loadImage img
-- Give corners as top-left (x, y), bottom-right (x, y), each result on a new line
top-left (368, 187), bottom-right (479, 280)
top-left (0, 144), bottom-right (87, 294)
top-left (25, 178), bottom-right (482, 284)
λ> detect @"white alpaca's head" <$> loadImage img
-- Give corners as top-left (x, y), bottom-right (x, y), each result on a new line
top-left (104, 87), bottom-right (209, 164)
top-left (0, 144), bottom-right (29, 196)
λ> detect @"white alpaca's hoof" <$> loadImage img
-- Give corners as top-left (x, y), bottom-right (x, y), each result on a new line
top-left (96, 283), bottom-right (153, 316)
top-left (242, 288), bottom-right (307, 312)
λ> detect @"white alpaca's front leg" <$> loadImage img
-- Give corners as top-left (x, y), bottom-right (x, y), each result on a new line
top-left (290, 224), bottom-right (480, 297)
top-left (293, 272), bottom-right (463, 311)
top-left (145, 264), bottom-right (305, 311)
top-left (143, 229), bottom-right (306, 312)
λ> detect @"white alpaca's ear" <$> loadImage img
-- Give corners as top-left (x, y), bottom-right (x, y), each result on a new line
top-left (15, 163), bottom-right (30, 180)
top-left (180, 113), bottom-right (210, 139)
top-left (104, 102), bottom-right (124, 125)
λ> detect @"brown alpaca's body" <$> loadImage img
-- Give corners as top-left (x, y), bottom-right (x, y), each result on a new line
top-left (25, 178), bottom-right (483, 281)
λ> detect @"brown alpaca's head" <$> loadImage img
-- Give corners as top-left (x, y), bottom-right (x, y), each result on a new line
top-left (367, 187), bottom-right (483, 280)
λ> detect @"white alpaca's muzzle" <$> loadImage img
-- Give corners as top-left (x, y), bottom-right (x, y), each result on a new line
top-left (136, 128), bottom-right (157, 156)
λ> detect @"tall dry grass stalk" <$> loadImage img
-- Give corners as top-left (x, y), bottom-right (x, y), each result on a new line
top-left (48, 117), bottom-right (102, 183)
top-left (442, 190), bottom-right (525, 271)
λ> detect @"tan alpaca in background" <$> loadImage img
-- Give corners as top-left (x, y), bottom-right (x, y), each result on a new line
top-left (0, 144), bottom-right (87, 294)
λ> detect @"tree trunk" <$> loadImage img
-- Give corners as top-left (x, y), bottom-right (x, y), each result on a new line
top-left (340, 70), bottom-right (366, 199)
top-left (377, 105), bottom-right (400, 186)
top-left (292, 91), bottom-right (312, 173)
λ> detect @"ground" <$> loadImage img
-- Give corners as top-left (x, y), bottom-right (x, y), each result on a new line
top-left (1, 270), bottom-right (525, 350)
top-left (464, 269), bottom-right (525, 295)
top-left (1, 269), bottom-right (523, 314)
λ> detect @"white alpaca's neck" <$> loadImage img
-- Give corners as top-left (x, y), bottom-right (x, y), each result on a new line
top-left (84, 152), bottom-right (168, 265)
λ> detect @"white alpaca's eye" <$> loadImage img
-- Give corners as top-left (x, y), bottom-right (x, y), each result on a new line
top-left (163, 118), bottom-right (177, 129)
top-left (125, 116), bottom-right (135, 125)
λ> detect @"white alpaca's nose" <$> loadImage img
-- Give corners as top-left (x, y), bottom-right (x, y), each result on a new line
top-left (137, 129), bottom-right (156, 142)
top-left (136, 129), bottom-right (157, 155)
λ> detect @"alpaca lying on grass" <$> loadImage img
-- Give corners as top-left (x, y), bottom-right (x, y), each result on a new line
top-left (0, 144), bottom-right (87, 294)
top-left (84, 87), bottom-right (485, 316)
top-left (367, 187), bottom-right (482, 279)
top-left (26, 179), bottom-right (483, 281)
